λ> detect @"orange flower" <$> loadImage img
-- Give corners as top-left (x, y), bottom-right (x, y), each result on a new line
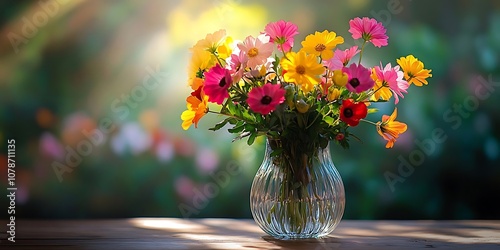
top-left (181, 87), bottom-right (209, 130)
top-left (376, 108), bottom-right (407, 148)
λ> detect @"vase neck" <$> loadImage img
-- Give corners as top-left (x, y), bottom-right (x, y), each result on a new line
top-left (265, 138), bottom-right (332, 163)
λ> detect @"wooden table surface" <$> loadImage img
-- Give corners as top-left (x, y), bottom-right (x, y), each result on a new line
top-left (1, 219), bottom-right (499, 249)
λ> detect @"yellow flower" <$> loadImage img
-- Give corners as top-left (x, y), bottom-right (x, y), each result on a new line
top-left (396, 55), bottom-right (432, 86)
top-left (191, 29), bottom-right (227, 53)
top-left (181, 88), bottom-right (209, 130)
top-left (300, 30), bottom-right (344, 60)
top-left (188, 48), bottom-right (214, 89)
top-left (370, 68), bottom-right (392, 102)
top-left (259, 65), bottom-right (267, 77)
top-left (376, 108), bottom-right (407, 148)
top-left (327, 87), bottom-right (341, 102)
top-left (281, 51), bottom-right (325, 93)
top-left (332, 70), bottom-right (348, 87)
top-left (216, 36), bottom-right (233, 60)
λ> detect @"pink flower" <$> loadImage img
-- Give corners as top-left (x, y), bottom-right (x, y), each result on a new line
top-left (349, 17), bottom-right (388, 47)
top-left (337, 46), bottom-right (361, 66)
top-left (343, 63), bottom-right (375, 93)
top-left (263, 20), bottom-right (299, 52)
top-left (226, 49), bottom-right (247, 83)
top-left (237, 34), bottom-right (274, 68)
top-left (325, 46), bottom-right (361, 70)
top-left (373, 63), bottom-right (409, 104)
top-left (247, 83), bottom-right (285, 115)
top-left (203, 64), bottom-right (233, 104)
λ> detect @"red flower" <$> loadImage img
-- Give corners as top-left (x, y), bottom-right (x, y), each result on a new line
top-left (247, 83), bottom-right (285, 115)
top-left (339, 99), bottom-right (367, 126)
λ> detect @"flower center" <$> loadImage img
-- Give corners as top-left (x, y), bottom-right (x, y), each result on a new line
top-left (315, 43), bottom-right (326, 52)
top-left (276, 37), bottom-right (286, 45)
top-left (295, 65), bottom-right (306, 75)
top-left (260, 95), bottom-right (272, 105)
top-left (362, 32), bottom-right (372, 41)
top-left (380, 126), bottom-right (388, 133)
top-left (343, 108), bottom-right (353, 118)
top-left (349, 78), bottom-right (360, 88)
top-left (248, 48), bottom-right (259, 57)
top-left (218, 77), bottom-right (227, 87)
top-left (196, 69), bottom-right (205, 78)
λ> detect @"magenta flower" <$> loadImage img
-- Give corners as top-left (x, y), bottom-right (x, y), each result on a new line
top-left (247, 83), bottom-right (285, 115)
top-left (373, 63), bottom-right (409, 104)
top-left (325, 46), bottom-right (361, 70)
top-left (263, 20), bottom-right (299, 52)
top-left (348, 17), bottom-right (388, 47)
top-left (203, 64), bottom-right (233, 104)
top-left (342, 63), bottom-right (375, 93)
top-left (237, 34), bottom-right (274, 68)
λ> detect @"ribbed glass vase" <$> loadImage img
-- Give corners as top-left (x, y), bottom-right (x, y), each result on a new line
top-left (250, 138), bottom-right (345, 239)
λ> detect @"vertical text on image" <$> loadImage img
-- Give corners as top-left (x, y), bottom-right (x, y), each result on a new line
top-left (7, 139), bottom-right (17, 243)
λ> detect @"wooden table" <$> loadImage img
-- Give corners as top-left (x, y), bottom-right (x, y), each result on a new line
top-left (1, 219), bottom-right (499, 249)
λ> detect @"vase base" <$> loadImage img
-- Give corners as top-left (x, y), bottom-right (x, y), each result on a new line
top-left (263, 232), bottom-right (330, 240)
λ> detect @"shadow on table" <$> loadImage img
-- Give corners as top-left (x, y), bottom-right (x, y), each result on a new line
top-left (130, 219), bottom-right (500, 249)
top-left (262, 235), bottom-right (343, 249)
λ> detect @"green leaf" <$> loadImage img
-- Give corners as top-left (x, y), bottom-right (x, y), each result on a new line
top-left (242, 110), bottom-right (255, 122)
top-left (247, 132), bottom-right (257, 145)
top-left (228, 121), bottom-right (245, 133)
top-left (255, 114), bottom-right (264, 124)
top-left (270, 148), bottom-right (283, 157)
top-left (227, 118), bottom-right (238, 125)
top-left (267, 131), bottom-right (280, 138)
top-left (324, 116), bottom-right (335, 126)
top-left (368, 108), bottom-right (379, 114)
top-left (244, 124), bottom-right (255, 131)
top-left (208, 119), bottom-right (229, 131)
top-left (226, 102), bottom-right (242, 117)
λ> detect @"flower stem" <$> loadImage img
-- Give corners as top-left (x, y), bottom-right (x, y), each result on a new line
top-left (360, 119), bottom-right (378, 126)
top-left (208, 110), bottom-right (240, 120)
top-left (280, 46), bottom-right (287, 58)
top-left (211, 51), bottom-right (225, 67)
top-left (358, 41), bottom-right (367, 65)
top-left (367, 81), bottom-right (389, 99)
top-left (306, 109), bottom-right (331, 130)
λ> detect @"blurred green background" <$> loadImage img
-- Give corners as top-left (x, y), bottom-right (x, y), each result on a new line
top-left (0, 0), bottom-right (499, 220)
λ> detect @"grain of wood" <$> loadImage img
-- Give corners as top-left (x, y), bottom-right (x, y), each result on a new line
top-left (1, 219), bottom-right (499, 249)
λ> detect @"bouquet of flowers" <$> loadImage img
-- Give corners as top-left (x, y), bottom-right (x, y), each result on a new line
top-left (181, 17), bottom-right (432, 238)
top-left (181, 17), bottom-right (431, 151)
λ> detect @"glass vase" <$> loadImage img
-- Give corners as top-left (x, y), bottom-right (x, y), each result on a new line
top-left (250, 138), bottom-right (345, 239)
